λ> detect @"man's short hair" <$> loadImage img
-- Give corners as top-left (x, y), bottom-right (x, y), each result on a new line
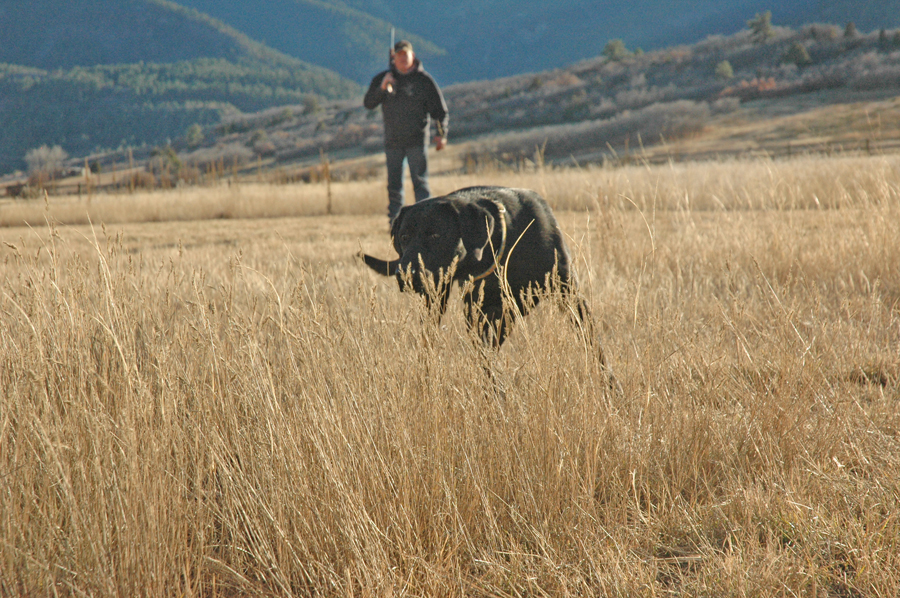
top-left (394, 40), bottom-right (413, 53)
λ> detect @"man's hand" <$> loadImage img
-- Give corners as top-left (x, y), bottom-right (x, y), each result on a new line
top-left (382, 73), bottom-right (395, 93)
top-left (434, 136), bottom-right (447, 151)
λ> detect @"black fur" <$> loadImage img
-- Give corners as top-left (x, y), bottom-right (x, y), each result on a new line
top-left (360, 186), bottom-right (608, 362)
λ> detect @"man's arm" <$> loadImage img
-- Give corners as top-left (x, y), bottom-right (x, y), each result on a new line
top-left (424, 75), bottom-right (449, 150)
top-left (363, 72), bottom-right (389, 110)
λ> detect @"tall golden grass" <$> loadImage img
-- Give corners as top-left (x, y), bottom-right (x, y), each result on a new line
top-left (2, 154), bottom-right (899, 596)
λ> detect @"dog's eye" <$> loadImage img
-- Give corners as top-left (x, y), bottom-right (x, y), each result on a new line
top-left (399, 234), bottom-right (410, 245)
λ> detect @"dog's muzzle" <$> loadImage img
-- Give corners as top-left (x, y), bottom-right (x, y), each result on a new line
top-left (396, 256), bottom-right (457, 296)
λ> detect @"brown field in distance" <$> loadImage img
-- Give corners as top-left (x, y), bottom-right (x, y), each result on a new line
top-left (2, 153), bottom-right (899, 595)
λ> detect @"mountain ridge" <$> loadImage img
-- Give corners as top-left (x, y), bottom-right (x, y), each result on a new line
top-left (0, 0), bottom-right (361, 176)
top-left (3, 1), bottom-right (900, 177)
top-left (171, 0), bottom-right (900, 84)
top-left (0, 0), bottom-right (350, 75)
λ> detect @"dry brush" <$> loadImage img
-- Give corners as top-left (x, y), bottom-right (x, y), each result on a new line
top-left (2, 154), bottom-right (899, 596)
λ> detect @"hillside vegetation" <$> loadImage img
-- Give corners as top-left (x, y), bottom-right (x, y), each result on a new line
top-left (174, 0), bottom-right (900, 84)
top-left (3, 0), bottom-right (277, 69)
top-left (5, 5), bottom-right (900, 182)
top-left (175, 0), bottom-right (446, 85)
top-left (0, 0), bottom-right (360, 177)
top-left (7, 0), bottom-right (900, 87)
top-left (38, 20), bottom-right (899, 195)
top-left (0, 58), bottom-right (358, 174)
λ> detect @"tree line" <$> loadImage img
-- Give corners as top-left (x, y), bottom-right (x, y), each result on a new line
top-left (0, 58), bottom-right (361, 176)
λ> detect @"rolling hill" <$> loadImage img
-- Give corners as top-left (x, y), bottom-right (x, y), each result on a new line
top-left (171, 0), bottom-right (446, 85)
top-left (3, 0), bottom-right (900, 179)
top-left (12, 18), bottom-right (900, 199)
top-left (0, 0), bottom-right (354, 75)
top-left (0, 0), bottom-right (360, 176)
top-left (172, 0), bottom-right (900, 84)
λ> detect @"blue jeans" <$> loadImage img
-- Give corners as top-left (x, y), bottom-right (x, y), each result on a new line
top-left (385, 144), bottom-right (431, 223)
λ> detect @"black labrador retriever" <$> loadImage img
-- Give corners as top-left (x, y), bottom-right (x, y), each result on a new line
top-left (360, 186), bottom-right (610, 365)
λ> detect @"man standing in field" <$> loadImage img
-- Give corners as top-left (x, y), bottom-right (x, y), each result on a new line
top-left (364, 40), bottom-right (449, 224)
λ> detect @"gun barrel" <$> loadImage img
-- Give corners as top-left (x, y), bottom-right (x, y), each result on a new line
top-left (386, 27), bottom-right (395, 93)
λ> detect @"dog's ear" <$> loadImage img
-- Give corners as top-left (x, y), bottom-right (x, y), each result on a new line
top-left (457, 202), bottom-right (495, 261)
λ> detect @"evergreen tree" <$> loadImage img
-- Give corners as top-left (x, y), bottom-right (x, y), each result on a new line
top-left (186, 123), bottom-right (204, 148)
top-left (748, 11), bottom-right (775, 44)
top-left (603, 39), bottom-right (630, 61)
top-left (783, 42), bottom-right (811, 66)
top-left (303, 94), bottom-right (322, 115)
top-left (715, 60), bottom-right (734, 80)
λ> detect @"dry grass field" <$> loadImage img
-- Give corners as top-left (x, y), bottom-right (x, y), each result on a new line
top-left (2, 154), bottom-right (899, 596)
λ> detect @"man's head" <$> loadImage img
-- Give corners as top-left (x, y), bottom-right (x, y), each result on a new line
top-left (392, 40), bottom-right (415, 74)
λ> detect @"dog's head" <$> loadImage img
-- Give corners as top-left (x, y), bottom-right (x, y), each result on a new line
top-left (387, 197), bottom-right (497, 293)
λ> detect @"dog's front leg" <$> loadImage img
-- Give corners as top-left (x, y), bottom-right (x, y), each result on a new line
top-left (423, 286), bottom-right (451, 322)
top-left (464, 301), bottom-right (514, 348)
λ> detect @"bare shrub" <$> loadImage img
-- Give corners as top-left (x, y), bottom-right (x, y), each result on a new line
top-left (545, 71), bottom-right (583, 88)
top-left (182, 142), bottom-right (255, 170)
top-left (24, 144), bottom-right (68, 178)
top-left (483, 100), bottom-right (711, 160)
top-left (846, 52), bottom-right (900, 89)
